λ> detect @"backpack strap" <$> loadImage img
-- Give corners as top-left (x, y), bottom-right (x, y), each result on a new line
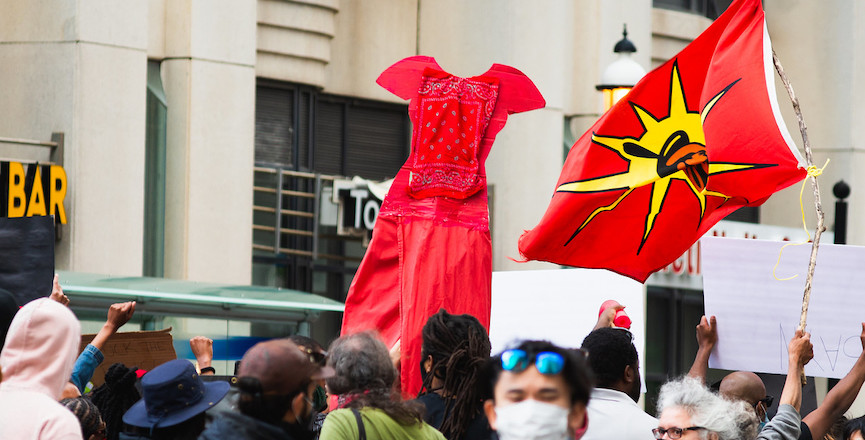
top-left (351, 407), bottom-right (367, 440)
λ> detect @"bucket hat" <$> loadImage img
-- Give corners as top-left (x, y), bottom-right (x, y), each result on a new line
top-left (122, 359), bottom-right (229, 429)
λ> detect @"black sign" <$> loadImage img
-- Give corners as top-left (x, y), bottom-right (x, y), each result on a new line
top-left (0, 216), bottom-right (55, 305)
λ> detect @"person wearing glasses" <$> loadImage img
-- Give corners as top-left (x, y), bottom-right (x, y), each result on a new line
top-left (580, 327), bottom-right (657, 439)
top-left (691, 315), bottom-right (864, 440)
top-left (655, 330), bottom-right (814, 440)
top-left (654, 376), bottom-right (756, 440)
top-left (483, 340), bottom-right (592, 440)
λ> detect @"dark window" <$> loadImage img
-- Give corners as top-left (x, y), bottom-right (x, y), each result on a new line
top-left (252, 81), bottom-right (410, 345)
top-left (255, 82), bottom-right (410, 178)
top-left (653, 0), bottom-right (733, 19)
top-left (644, 287), bottom-right (728, 416)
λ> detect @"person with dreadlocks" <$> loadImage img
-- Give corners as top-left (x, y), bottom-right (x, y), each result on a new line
top-left (89, 363), bottom-right (142, 440)
top-left (61, 396), bottom-right (107, 440)
top-left (414, 309), bottom-right (493, 440)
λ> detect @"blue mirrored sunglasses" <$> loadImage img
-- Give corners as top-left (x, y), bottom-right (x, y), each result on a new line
top-left (500, 349), bottom-right (565, 375)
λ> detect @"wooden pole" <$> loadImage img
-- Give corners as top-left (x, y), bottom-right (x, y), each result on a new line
top-left (772, 50), bottom-right (825, 385)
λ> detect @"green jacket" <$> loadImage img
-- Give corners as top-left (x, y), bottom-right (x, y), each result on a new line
top-left (320, 407), bottom-right (445, 440)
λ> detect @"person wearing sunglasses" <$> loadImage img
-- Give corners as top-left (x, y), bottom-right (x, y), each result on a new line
top-left (483, 340), bottom-right (592, 440)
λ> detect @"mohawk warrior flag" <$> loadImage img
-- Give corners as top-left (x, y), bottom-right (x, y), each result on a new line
top-left (519, 0), bottom-right (805, 282)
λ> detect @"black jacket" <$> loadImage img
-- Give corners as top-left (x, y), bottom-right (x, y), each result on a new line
top-left (198, 411), bottom-right (296, 440)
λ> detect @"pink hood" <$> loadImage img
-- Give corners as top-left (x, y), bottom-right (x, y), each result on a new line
top-left (0, 298), bottom-right (80, 399)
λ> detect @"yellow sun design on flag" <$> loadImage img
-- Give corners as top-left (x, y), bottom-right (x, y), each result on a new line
top-left (558, 62), bottom-right (775, 252)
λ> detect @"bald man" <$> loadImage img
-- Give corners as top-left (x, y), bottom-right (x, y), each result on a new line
top-left (690, 316), bottom-right (865, 440)
top-left (720, 371), bottom-right (771, 429)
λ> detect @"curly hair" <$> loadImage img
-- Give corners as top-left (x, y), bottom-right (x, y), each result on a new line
top-left (60, 396), bottom-right (104, 439)
top-left (580, 327), bottom-right (638, 389)
top-left (326, 332), bottom-right (425, 426)
top-left (89, 363), bottom-right (141, 440)
top-left (657, 377), bottom-right (757, 440)
top-left (419, 309), bottom-right (491, 439)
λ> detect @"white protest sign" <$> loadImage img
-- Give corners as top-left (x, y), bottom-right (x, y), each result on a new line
top-left (490, 269), bottom-right (646, 386)
top-left (702, 237), bottom-right (864, 378)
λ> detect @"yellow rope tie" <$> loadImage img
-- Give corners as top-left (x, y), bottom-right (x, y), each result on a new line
top-left (772, 159), bottom-right (830, 281)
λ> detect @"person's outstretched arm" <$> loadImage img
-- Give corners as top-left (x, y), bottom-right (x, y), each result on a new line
top-left (781, 329), bottom-right (813, 412)
top-left (70, 301), bottom-right (136, 392)
top-left (803, 323), bottom-right (865, 439)
top-left (190, 336), bottom-right (215, 375)
top-left (687, 315), bottom-right (717, 384)
top-left (757, 329), bottom-right (813, 440)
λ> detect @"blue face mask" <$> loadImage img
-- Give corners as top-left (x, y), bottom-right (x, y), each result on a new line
top-left (758, 412), bottom-right (769, 431)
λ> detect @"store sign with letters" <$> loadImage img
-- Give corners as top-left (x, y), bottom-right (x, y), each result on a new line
top-left (0, 161), bottom-right (67, 224)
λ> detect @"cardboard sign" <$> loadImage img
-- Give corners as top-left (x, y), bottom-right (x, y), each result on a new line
top-left (80, 328), bottom-right (176, 387)
top-left (0, 216), bottom-right (54, 305)
top-left (703, 237), bottom-right (865, 379)
top-left (490, 269), bottom-right (646, 389)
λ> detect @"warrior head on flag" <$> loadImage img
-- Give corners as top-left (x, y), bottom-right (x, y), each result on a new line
top-left (519, 0), bottom-right (805, 282)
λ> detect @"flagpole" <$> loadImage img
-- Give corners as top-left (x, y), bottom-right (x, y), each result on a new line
top-left (772, 50), bottom-right (825, 385)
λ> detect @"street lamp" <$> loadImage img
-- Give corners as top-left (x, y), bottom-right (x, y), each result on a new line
top-left (833, 180), bottom-right (850, 245)
top-left (596, 24), bottom-right (647, 111)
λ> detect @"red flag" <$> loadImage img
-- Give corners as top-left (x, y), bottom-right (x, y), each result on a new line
top-left (519, 0), bottom-right (805, 282)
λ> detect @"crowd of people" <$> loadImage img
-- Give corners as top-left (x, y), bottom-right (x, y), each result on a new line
top-left (4, 282), bottom-right (865, 440)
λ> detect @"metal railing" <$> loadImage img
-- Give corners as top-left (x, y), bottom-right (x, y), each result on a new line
top-left (0, 133), bottom-right (64, 165)
top-left (252, 166), bottom-right (363, 262)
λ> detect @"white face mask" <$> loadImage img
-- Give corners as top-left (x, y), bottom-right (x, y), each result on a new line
top-left (494, 399), bottom-right (570, 440)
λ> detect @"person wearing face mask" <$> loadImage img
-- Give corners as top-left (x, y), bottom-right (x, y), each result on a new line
top-left (288, 333), bottom-right (332, 438)
top-left (580, 327), bottom-right (656, 440)
top-left (483, 340), bottom-right (593, 440)
top-left (199, 339), bottom-right (333, 440)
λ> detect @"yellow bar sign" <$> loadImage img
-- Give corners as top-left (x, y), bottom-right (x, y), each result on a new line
top-left (2, 161), bottom-right (67, 224)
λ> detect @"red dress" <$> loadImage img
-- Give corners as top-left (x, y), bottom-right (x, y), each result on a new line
top-left (341, 56), bottom-right (545, 395)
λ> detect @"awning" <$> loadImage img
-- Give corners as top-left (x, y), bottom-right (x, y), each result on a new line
top-left (58, 271), bottom-right (344, 324)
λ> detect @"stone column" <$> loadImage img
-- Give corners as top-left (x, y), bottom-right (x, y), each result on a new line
top-left (161, 0), bottom-right (257, 283)
top-left (0, 1), bottom-right (148, 275)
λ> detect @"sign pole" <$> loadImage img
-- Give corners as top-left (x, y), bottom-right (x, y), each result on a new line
top-left (772, 50), bottom-right (826, 384)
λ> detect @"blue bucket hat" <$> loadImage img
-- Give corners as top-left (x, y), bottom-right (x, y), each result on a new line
top-left (122, 359), bottom-right (230, 430)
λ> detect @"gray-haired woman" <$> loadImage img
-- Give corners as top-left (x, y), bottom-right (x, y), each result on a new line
top-left (320, 332), bottom-right (445, 440)
top-left (654, 377), bottom-right (757, 440)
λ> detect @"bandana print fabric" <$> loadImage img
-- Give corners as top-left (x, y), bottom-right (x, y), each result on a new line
top-left (410, 71), bottom-right (499, 199)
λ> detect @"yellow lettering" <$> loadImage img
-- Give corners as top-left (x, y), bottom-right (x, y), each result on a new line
top-left (49, 165), bottom-right (67, 224)
top-left (7, 162), bottom-right (26, 217)
top-left (26, 166), bottom-right (47, 217)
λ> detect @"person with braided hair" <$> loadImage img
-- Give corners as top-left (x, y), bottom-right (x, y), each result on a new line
top-left (61, 396), bottom-right (107, 440)
top-left (415, 309), bottom-right (494, 440)
top-left (89, 363), bottom-right (141, 440)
